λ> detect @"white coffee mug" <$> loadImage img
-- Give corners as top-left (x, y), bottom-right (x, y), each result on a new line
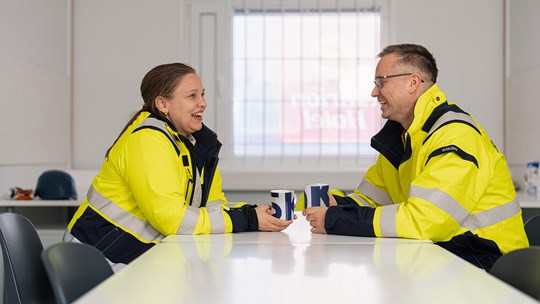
top-left (270, 190), bottom-right (297, 220)
top-left (303, 183), bottom-right (330, 208)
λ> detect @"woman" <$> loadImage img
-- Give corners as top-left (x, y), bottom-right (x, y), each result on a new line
top-left (65, 63), bottom-right (293, 270)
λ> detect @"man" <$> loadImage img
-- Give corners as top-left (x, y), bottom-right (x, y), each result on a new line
top-left (303, 43), bottom-right (528, 270)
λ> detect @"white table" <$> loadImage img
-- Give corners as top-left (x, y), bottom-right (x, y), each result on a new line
top-left (75, 215), bottom-right (536, 304)
top-left (162, 216), bottom-right (432, 245)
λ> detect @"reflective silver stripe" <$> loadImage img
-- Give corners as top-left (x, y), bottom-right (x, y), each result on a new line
top-left (409, 185), bottom-right (470, 224)
top-left (463, 197), bottom-right (521, 230)
top-left (207, 204), bottom-right (226, 233)
top-left (135, 116), bottom-right (180, 149)
top-left (191, 167), bottom-right (202, 208)
top-left (409, 185), bottom-right (521, 230)
top-left (357, 179), bottom-right (393, 206)
top-left (62, 229), bottom-right (81, 243)
top-left (87, 186), bottom-right (164, 242)
top-left (207, 200), bottom-right (226, 207)
top-left (379, 204), bottom-right (399, 236)
top-left (349, 192), bottom-right (374, 207)
top-left (176, 203), bottom-right (225, 234)
top-left (177, 206), bottom-right (199, 234)
top-left (427, 111), bottom-right (479, 138)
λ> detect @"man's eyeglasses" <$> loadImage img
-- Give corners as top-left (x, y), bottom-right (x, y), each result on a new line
top-left (373, 73), bottom-right (423, 89)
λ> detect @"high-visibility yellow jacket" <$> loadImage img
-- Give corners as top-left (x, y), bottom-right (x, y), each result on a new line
top-left (328, 84), bottom-right (528, 267)
top-left (67, 111), bottom-right (258, 264)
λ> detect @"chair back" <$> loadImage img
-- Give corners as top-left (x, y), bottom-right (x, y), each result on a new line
top-left (41, 242), bottom-right (114, 304)
top-left (0, 213), bottom-right (54, 304)
top-left (490, 247), bottom-right (540, 300)
top-left (525, 214), bottom-right (540, 246)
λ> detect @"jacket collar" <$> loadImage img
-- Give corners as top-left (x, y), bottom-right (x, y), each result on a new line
top-left (144, 110), bottom-right (221, 151)
top-left (370, 83), bottom-right (447, 169)
top-left (408, 83), bottom-right (447, 136)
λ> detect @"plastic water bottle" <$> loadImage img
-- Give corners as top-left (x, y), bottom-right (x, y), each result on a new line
top-left (526, 161), bottom-right (540, 198)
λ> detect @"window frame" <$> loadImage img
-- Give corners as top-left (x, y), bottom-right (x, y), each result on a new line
top-left (185, 0), bottom-right (388, 190)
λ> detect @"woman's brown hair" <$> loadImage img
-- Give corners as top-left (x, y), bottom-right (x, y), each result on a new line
top-left (105, 63), bottom-right (196, 157)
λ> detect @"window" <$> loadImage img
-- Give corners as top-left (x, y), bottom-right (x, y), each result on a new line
top-left (186, 0), bottom-right (384, 189)
top-left (233, 9), bottom-right (381, 158)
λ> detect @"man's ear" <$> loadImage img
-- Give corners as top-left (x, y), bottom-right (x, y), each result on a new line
top-left (408, 74), bottom-right (423, 94)
top-left (155, 96), bottom-right (168, 114)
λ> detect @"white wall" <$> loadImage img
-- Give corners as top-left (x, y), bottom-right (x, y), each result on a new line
top-left (388, 0), bottom-right (504, 150)
top-left (507, 0), bottom-right (540, 188)
top-left (0, 0), bottom-right (70, 195)
top-left (0, 0), bottom-right (520, 196)
top-left (72, 0), bottom-right (187, 169)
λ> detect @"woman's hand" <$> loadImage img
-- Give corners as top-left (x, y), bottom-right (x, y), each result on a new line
top-left (255, 204), bottom-right (294, 232)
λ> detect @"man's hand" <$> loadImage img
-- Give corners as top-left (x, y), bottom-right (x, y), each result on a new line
top-left (302, 206), bottom-right (328, 234)
top-left (328, 194), bottom-right (338, 206)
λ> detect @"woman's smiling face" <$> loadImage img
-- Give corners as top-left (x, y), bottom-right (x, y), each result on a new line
top-left (161, 73), bottom-right (207, 136)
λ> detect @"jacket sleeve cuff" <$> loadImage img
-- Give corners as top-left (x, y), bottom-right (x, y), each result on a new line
top-left (334, 195), bottom-right (357, 206)
top-left (325, 205), bottom-right (376, 237)
top-left (226, 204), bottom-right (259, 232)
